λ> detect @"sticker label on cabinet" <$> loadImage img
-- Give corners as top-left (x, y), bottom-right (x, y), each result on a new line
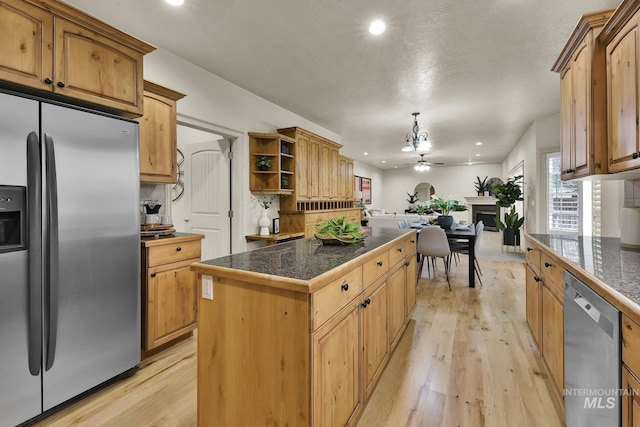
top-left (202, 275), bottom-right (214, 300)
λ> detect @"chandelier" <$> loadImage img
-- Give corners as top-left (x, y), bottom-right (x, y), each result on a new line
top-left (402, 112), bottom-right (431, 151)
top-left (414, 154), bottom-right (431, 172)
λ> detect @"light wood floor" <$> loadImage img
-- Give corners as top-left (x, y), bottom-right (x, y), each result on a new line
top-left (34, 257), bottom-right (563, 427)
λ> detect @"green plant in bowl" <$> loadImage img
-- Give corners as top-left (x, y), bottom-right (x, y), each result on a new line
top-left (315, 217), bottom-right (365, 244)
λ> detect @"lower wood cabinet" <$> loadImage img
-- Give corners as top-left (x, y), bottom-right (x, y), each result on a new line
top-left (541, 282), bottom-right (564, 399)
top-left (623, 366), bottom-right (640, 427)
top-left (362, 277), bottom-right (389, 397)
top-left (141, 234), bottom-right (203, 351)
top-left (525, 264), bottom-right (541, 345)
top-left (388, 261), bottom-right (407, 349)
top-left (312, 300), bottom-right (362, 427)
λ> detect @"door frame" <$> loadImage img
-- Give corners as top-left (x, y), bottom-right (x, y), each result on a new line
top-left (168, 113), bottom-right (243, 255)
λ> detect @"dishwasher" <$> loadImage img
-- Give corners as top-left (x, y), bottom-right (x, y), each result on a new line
top-left (564, 271), bottom-right (621, 427)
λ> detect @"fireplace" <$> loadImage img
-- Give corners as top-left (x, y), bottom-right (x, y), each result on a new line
top-left (472, 204), bottom-right (498, 231)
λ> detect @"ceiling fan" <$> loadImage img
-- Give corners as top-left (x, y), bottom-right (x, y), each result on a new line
top-left (414, 154), bottom-right (431, 172)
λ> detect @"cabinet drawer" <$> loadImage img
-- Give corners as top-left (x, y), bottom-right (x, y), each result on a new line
top-left (389, 241), bottom-right (407, 267)
top-left (404, 234), bottom-right (417, 256)
top-left (311, 266), bottom-right (363, 330)
top-left (622, 315), bottom-right (640, 376)
top-left (147, 240), bottom-right (201, 267)
top-left (540, 251), bottom-right (563, 292)
top-left (525, 241), bottom-right (541, 270)
top-left (363, 250), bottom-right (389, 288)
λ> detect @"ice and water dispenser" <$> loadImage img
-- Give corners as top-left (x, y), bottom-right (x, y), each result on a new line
top-left (0, 186), bottom-right (26, 253)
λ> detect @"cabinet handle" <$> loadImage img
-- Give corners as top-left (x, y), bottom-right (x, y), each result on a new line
top-left (565, 169), bottom-right (574, 173)
top-left (341, 283), bottom-right (349, 291)
top-left (405, 261), bottom-right (410, 267)
top-left (534, 276), bottom-right (541, 282)
top-left (410, 240), bottom-right (415, 244)
top-left (544, 262), bottom-right (551, 268)
top-left (633, 152), bottom-right (639, 160)
top-left (397, 248), bottom-right (403, 252)
top-left (57, 81), bottom-right (65, 88)
top-left (527, 247), bottom-right (532, 252)
top-left (44, 77), bottom-right (53, 85)
top-left (365, 298), bottom-right (371, 305)
top-left (176, 247), bottom-right (182, 252)
top-left (150, 272), bottom-right (156, 278)
top-left (377, 261), bottom-right (383, 267)
top-left (361, 300), bottom-right (369, 308)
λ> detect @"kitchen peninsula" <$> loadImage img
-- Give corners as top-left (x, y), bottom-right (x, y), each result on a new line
top-left (191, 228), bottom-right (417, 426)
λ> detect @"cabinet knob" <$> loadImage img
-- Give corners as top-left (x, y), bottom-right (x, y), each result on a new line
top-left (361, 300), bottom-right (369, 308)
top-left (44, 77), bottom-right (53, 85)
top-left (150, 272), bottom-right (156, 278)
top-left (57, 81), bottom-right (65, 88)
top-left (565, 169), bottom-right (574, 173)
top-left (365, 298), bottom-right (371, 305)
top-left (377, 261), bottom-right (383, 267)
top-left (633, 152), bottom-right (639, 160)
top-left (534, 276), bottom-right (541, 282)
top-left (526, 247), bottom-right (532, 252)
top-left (341, 283), bottom-right (349, 291)
top-left (544, 262), bottom-right (551, 268)
top-left (410, 240), bottom-right (415, 244)
top-left (397, 248), bottom-right (403, 252)
top-left (405, 261), bottom-right (410, 267)
top-left (176, 247), bottom-right (182, 252)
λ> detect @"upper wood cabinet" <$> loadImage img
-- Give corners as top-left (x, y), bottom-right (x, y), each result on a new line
top-left (0, 0), bottom-right (155, 116)
top-left (138, 81), bottom-right (186, 184)
top-left (278, 127), bottom-right (351, 206)
top-left (248, 132), bottom-right (295, 194)
top-left (552, 9), bottom-right (613, 180)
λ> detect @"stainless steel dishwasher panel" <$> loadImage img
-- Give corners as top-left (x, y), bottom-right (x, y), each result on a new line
top-left (564, 270), bottom-right (621, 427)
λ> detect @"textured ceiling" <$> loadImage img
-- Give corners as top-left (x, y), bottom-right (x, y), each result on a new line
top-left (62, 0), bottom-right (620, 169)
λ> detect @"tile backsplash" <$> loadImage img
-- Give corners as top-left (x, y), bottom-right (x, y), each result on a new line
top-left (624, 180), bottom-right (640, 208)
top-left (140, 183), bottom-right (167, 215)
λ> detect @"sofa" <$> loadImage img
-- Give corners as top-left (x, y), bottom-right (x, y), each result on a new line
top-left (365, 210), bottom-right (433, 229)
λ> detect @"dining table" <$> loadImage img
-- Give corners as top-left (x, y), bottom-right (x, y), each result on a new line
top-left (412, 222), bottom-right (477, 288)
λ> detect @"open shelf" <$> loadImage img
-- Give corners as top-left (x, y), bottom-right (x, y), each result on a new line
top-left (249, 132), bottom-right (296, 194)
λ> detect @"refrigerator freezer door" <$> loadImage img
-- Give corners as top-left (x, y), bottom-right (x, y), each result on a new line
top-left (40, 104), bottom-right (141, 410)
top-left (0, 93), bottom-right (42, 426)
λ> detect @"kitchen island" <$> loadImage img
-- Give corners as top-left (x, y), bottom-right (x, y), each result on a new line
top-left (191, 228), bottom-right (417, 427)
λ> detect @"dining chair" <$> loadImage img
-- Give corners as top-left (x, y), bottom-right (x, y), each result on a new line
top-left (450, 221), bottom-right (484, 286)
top-left (416, 226), bottom-right (452, 291)
top-left (398, 220), bottom-right (409, 229)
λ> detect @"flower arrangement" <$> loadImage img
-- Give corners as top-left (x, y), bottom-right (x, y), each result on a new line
top-left (254, 195), bottom-right (275, 210)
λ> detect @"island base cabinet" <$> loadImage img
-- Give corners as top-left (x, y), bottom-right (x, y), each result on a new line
top-left (313, 300), bottom-right (362, 427)
top-left (198, 276), bottom-right (310, 426)
top-left (388, 263), bottom-right (406, 350)
top-left (362, 277), bottom-right (389, 398)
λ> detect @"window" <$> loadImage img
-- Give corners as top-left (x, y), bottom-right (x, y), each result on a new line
top-left (546, 152), bottom-right (580, 233)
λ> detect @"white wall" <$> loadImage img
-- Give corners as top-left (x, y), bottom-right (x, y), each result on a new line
top-left (380, 163), bottom-right (503, 223)
top-left (142, 48), bottom-right (345, 253)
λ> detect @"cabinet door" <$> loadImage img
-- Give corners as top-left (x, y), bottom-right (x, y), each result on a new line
top-left (362, 278), bottom-right (388, 397)
top-left (338, 157), bottom-right (347, 199)
top-left (296, 135), bottom-right (310, 199)
top-left (623, 366), bottom-right (640, 427)
top-left (404, 256), bottom-right (417, 317)
top-left (572, 41), bottom-right (591, 177)
top-left (139, 89), bottom-right (177, 183)
top-left (54, 18), bottom-right (144, 116)
top-left (525, 265), bottom-right (541, 346)
top-left (541, 283), bottom-right (564, 395)
top-left (320, 143), bottom-right (331, 199)
top-left (345, 158), bottom-right (354, 200)
top-left (145, 259), bottom-right (198, 350)
top-left (607, 18), bottom-right (640, 173)
top-left (308, 138), bottom-right (320, 199)
top-left (329, 148), bottom-right (339, 199)
top-left (0, 0), bottom-right (53, 91)
top-left (560, 64), bottom-right (574, 179)
top-left (313, 302), bottom-right (361, 427)
top-left (388, 264), bottom-right (406, 350)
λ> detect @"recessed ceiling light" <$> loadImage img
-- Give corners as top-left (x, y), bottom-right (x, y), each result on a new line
top-left (381, 160), bottom-right (386, 163)
top-left (369, 20), bottom-right (385, 35)
top-left (475, 142), bottom-right (483, 146)
top-left (475, 153), bottom-right (481, 156)
top-left (165, 0), bottom-right (184, 6)
top-left (468, 161), bottom-right (473, 165)
top-left (394, 166), bottom-right (398, 168)
top-left (364, 152), bottom-right (369, 155)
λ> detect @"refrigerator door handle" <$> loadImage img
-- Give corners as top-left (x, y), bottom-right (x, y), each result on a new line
top-left (44, 133), bottom-right (59, 371)
top-left (26, 131), bottom-right (42, 376)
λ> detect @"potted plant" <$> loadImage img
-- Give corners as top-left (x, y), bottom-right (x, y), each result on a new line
top-left (492, 175), bottom-right (524, 246)
top-left (474, 176), bottom-right (488, 196)
top-left (406, 191), bottom-right (419, 210)
top-left (255, 156), bottom-right (272, 171)
top-left (428, 195), bottom-right (468, 229)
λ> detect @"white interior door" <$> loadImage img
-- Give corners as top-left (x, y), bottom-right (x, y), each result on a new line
top-left (173, 126), bottom-right (231, 261)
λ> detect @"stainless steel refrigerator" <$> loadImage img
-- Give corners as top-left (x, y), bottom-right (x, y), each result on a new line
top-left (0, 90), bottom-right (140, 426)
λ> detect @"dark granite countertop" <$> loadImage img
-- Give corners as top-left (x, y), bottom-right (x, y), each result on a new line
top-left (528, 233), bottom-right (640, 308)
top-left (196, 228), bottom-right (413, 282)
